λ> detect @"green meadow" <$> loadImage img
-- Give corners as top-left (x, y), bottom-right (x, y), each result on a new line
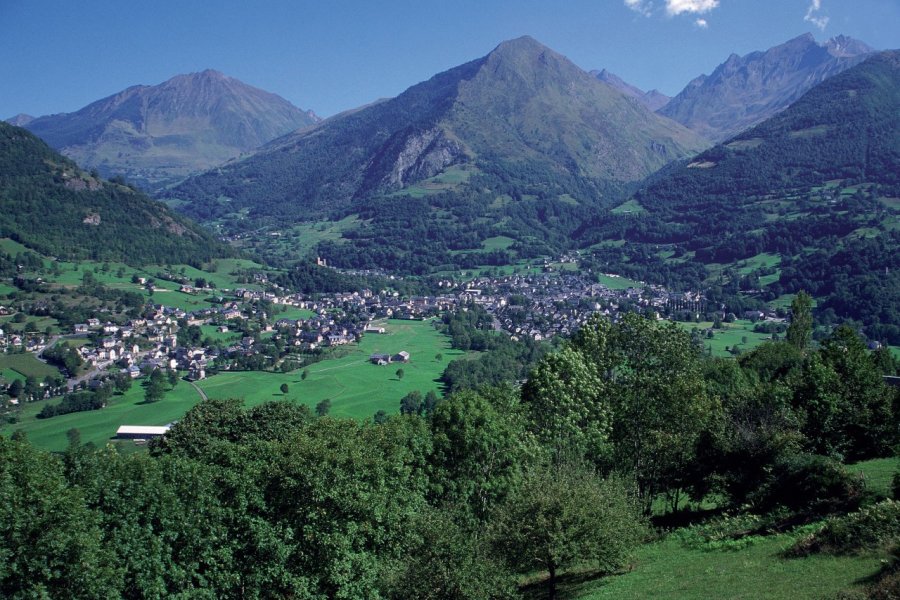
top-left (562, 530), bottom-right (884, 600)
top-left (198, 319), bottom-right (464, 419)
top-left (4, 377), bottom-right (204, 452)
top-left (595, 273), bottom-right (643, 290)
top-left (676, 319), bottom-right (775, 357)
top-left (537, 456), bottom-right (899, 600)
top-left (0, 353), bottom-right (62, 380)
top-left (3, 319), bottom-right (461, 451)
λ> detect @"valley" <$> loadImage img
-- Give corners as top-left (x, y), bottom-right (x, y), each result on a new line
top-left (1, 14), bottom-right (899, 600)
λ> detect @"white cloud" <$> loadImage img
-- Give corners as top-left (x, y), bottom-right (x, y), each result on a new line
top-left (624, 0), bottom-right (653, 17)
top-left (804, 0), bottom-right (829, 31)
top-left (665, 0), bottom-right (719, 15)
top-left (695, 18), bottom-right (709, 28)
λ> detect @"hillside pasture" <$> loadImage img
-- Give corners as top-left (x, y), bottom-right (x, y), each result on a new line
top-left (198, 319), bottom-right (463, 419)
top-left (3, 377), bottom-right (203, 452)
top-left (0, 353), bottom-right (61, 380)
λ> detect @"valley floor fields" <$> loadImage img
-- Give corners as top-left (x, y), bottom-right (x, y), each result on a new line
top-left (2, 319), bottom-right (462, 451)
top-left (676, 319), bottom-right (775, 358)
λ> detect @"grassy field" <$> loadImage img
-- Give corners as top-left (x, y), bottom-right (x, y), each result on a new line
top-left (3, 377), bottom-right (204, 452)
top-left (596, 273), bottom-right (643, 290)
top-left (526, 456), bottom-right (897, 600)
top-left (610, 198), bottom-right (647, 215)
top-left (849, 456), bottom-right (899, 496)
top-left (198, 319), bottom-right (464, 419)
top-left (199, 325), bottom-right (242, 343)
top-left (677, 320), bottom-right (775, 358)
top-left (482, 236), bottom-right (516, 251)
top-left (3, 319), bottom-right (461, 451)
top-left (1, 368), bottom-right (25, 384)
top-left (272, 306), bottom-right (316, 321)
top-left (0, 353), bottom-right (61, 379)
top-left (560, 531), bottom-right (884, 600)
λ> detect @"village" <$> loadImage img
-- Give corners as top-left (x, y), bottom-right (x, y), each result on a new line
top-left (0, 261), bottom-right (737, 407)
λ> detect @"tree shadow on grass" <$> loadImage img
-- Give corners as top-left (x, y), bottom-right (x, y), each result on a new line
top-left (520, 567), bottom-right (620, 600)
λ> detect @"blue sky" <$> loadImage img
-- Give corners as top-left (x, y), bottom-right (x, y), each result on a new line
top-left (2, 0), bottom-right (898, 119)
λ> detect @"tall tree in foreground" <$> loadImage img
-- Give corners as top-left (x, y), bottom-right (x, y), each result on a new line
top-left (570, 313), bottom-right (715, 511)
top-left (0, 438), bottom-right (116, 598)
top-left (490, 464), bottom-right (645, 600)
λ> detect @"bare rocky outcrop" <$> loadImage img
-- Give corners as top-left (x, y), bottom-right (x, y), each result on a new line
top-left (387, 128), bottom-right (465, 188)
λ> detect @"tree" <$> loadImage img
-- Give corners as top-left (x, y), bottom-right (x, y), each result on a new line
top-left (399, 391), bottom-right (423, 415)
top-left (521, 346), bottom-right (608, 465)
top-left (435, 353), bottom-right (443, 361)
top-left (24, 375), bottom-right (40, 400)
top-left (818, 326), bottom-right (896, 459)
top-left (7, 378), bottom-right (23, 399)
top-left (491, 464), bottom-right (645, 600)
top-left (787, 291), bottom-right (813, 350)
top-left (0, 438), bottom-right (116, 597)
top-left (570, 313), bottom-right (714, 511)
top-left (279, 383), bottom-right (289, 395)
top-left (384, 506), bottom-right (517, 600)
top-left (423, 390), bottom-right (441, 414)
top-left (167, 370), bottom-right (179, 388)
top-left (429, 387), bottom-right (528, 521)
top-left (115, 372), bottom-right (132, 393)
top-left (144, 370), bottom-right (166, 404)
top-left (316, 398), bottom-right (331, 417)
top-left (301, 369), bottom-right (309, 381)
top-left (395, 368), bottom-right (405, 380)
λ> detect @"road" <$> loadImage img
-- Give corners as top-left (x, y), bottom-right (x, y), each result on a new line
top-left (188, 380), bottom-right (208, 401)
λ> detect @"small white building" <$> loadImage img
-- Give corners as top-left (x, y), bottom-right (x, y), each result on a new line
top-left (115, 424), bottom-right (172, 440)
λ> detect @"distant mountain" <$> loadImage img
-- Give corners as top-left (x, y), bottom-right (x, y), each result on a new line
top-left (6, 114), bottom-right (34, 127)
top-left (169, 36), bottom-right (705, 228)
top-left (0, 121), bottom-right (230, 265)
top-left (18, 70), bottom-right (318, 190)
top-left (660, 33), bottom-right (874, 142)
top-left (591, 69), bottom-right (670, 111)
top-left (580, 51), bottom-right (900, 341)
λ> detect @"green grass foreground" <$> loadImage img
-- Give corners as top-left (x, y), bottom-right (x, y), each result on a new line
top-left (559, 532), bottom-right (884, 600)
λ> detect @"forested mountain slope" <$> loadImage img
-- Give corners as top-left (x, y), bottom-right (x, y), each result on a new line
top-left (0, 122), bottom-right (230, 265)
top-left (580, 51), bottom-right (900, 342)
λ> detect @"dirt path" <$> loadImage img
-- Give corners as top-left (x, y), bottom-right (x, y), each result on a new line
top-left (188, 380), bottom-right (208, 401)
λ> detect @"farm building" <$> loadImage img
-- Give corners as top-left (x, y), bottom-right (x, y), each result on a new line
top-left (370, 353), bottom-right (391, 365)
top-left (115, 424), bottom-right (172, 440)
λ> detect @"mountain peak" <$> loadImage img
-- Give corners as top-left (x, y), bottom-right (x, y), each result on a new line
top-left (168, 36), bottom-right (706, 239)
top-left (661, 32), bottom-right (875, 141)
top-left (5, 113), bottom-right (34, 127)
top-left (591, 68), bottom-right (671, 111)
top-left (825, 34), bottom-right (875, 57)
top-left (22, 71), bottom-right (319, 190)
top-left (493, 35), bottom-right (543, 51)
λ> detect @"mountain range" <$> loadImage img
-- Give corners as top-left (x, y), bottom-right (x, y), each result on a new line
top-left (13, 70), bottom-right (318, 190)
top-left (659, 33), bottom-right (874, 142)
top-left (580, 50), bottom-right (900, 341)
top-left (167, 36), bottom-right (706, 227)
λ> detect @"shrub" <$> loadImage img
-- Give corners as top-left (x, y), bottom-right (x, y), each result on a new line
top-left (790, 500), bottom-right (900, 556)
top-left (751, 453), bottom-right (866, 517)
